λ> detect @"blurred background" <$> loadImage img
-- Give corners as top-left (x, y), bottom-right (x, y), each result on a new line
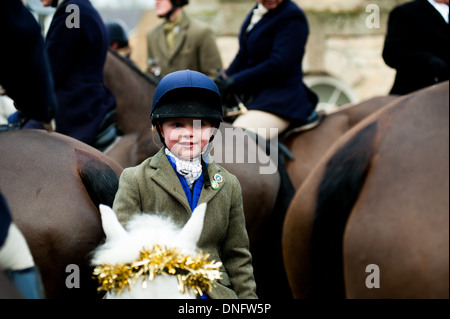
top-left (26, 0), bottom-right (411, 111)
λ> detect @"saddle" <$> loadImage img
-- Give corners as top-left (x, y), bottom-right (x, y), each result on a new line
top-left (1, 110), bottom-right (122, 152)
top-left (92, 110), bottom-right (122, 151)
top-left (274, 111), bottom-right (324, 161)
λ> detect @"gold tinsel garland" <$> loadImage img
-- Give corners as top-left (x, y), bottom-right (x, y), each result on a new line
top-left (92, 244), bottom-right (222, 297)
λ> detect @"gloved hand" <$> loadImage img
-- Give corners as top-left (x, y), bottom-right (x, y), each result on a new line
top-left (215, 75), bottom-right (235, 98)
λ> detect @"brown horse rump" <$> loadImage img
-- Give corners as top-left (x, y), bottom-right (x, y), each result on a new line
top-left (283, 82), bottom-right (449, 299)
top-left (0, 130), bottom-right (123, 298)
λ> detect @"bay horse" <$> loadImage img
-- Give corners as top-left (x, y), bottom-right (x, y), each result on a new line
top-left (255, 95), bottom-right (400, 297)
top-left (91, 203), bottom-right (221, 299)
top-left (0, 129), bottom-right (123, 299)
top-left (282, 82), bottom-right (449, 299)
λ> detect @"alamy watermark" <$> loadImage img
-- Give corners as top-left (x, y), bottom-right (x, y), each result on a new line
top-left (167, 121), bottom-right (279, 175)
top-left (365, 264), bottom-right (381, 289)
top-left (65, 264), bottom-right (80, 289)
top-left (209, 127), bottom-right (278, 175)
top-left (366, 4), bottom-right (381, 29)
top-left (65, 4), bottom-right (80, 29)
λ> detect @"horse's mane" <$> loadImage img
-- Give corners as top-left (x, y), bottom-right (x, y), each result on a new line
top-left (108, 49), bottom-right (160, 87)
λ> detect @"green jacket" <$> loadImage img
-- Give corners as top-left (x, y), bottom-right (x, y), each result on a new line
top-left (112, 148), bottom-right (257, 299)
top-left (146, 11), bottom-right (223, 79)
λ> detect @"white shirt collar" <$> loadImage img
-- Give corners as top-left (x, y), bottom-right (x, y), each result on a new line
top-left (246, 3), bottom-right (269, 32)
top-left (428, 0), bottom-right (449, 23)
top-left (165, 148), bottom-right (203, 187)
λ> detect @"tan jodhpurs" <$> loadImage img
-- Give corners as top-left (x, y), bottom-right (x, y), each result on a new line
top-left (232, 110), bottom-right (290, 140)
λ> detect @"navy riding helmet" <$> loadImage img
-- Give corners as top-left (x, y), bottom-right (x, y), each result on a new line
top-left (105, 20), bottom-right (129, 48)
top-left (150, 70), bottom-right (223, 125)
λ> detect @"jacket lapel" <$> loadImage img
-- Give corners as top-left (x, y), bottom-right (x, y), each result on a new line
top-left (198, 162), bottom-right (225, 205)
top-left (150, 150), bottom-right (225, 213)
top-left (150, 149), bottom-right (192, 212)
top-left (169, 12), bottom-right (189, 63)
top-left (422, 0), bottom-right (449, 29)
top-left (150, 149), bottom-right (226, 212)
top-left (155, 26), bottom-right (170, 59)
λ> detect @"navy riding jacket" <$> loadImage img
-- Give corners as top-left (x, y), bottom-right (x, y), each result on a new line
top-left (383, 0), bottom-right (449, 95)
top-left (225, 0), bottom-right (316, 123)
top-left (46, 0), bottom-right (116, 145)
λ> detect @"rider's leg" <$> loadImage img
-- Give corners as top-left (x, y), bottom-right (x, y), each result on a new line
top-left (233, 110), bottom-right (290, 140)
top-left (0, 222), bottom-right (44, 299)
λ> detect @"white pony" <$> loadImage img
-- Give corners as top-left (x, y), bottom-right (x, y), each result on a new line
top-left (91, 203), bottom-right (221, 299)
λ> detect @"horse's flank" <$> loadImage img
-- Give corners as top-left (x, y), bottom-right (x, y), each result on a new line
top-left (0, 130), bottom-right (123, 298)
top-left (283, 82), bottom-right (449, 298)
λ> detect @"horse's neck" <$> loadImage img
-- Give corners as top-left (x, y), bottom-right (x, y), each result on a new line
top-left (104, 51), bottom-right (157, 134)
top-left (107, 50), bottom-right (159, 86)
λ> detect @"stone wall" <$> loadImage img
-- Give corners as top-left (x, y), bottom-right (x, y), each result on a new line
top-left (130, 0), bottom-right (410, 102)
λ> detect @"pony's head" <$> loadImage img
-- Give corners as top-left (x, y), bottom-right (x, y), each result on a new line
top-left (91, 203), bottom-right (221, 299)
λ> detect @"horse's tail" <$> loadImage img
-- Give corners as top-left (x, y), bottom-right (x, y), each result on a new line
top-left (309, 122), bottom-right (378, 298)
top-left (75, 149), bottom-right (119, 208)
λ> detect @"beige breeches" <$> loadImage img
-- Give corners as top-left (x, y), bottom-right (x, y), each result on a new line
top-left (233, 110), bottom-right (290, 140)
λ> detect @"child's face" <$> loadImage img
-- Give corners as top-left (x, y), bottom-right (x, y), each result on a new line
top-left (161, 118), bottom-right (215, 159)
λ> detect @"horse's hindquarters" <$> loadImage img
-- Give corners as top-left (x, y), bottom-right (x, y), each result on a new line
top-left (343, 83), bottom-right (449, 299)
top-left (0, 130), bottom-right (122, 299)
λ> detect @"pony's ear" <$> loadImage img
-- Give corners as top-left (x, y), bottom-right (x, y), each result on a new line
top-left (174, 203), bottom-right (207, 250)
top-left (99, 204), bottom-right (127, 241)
